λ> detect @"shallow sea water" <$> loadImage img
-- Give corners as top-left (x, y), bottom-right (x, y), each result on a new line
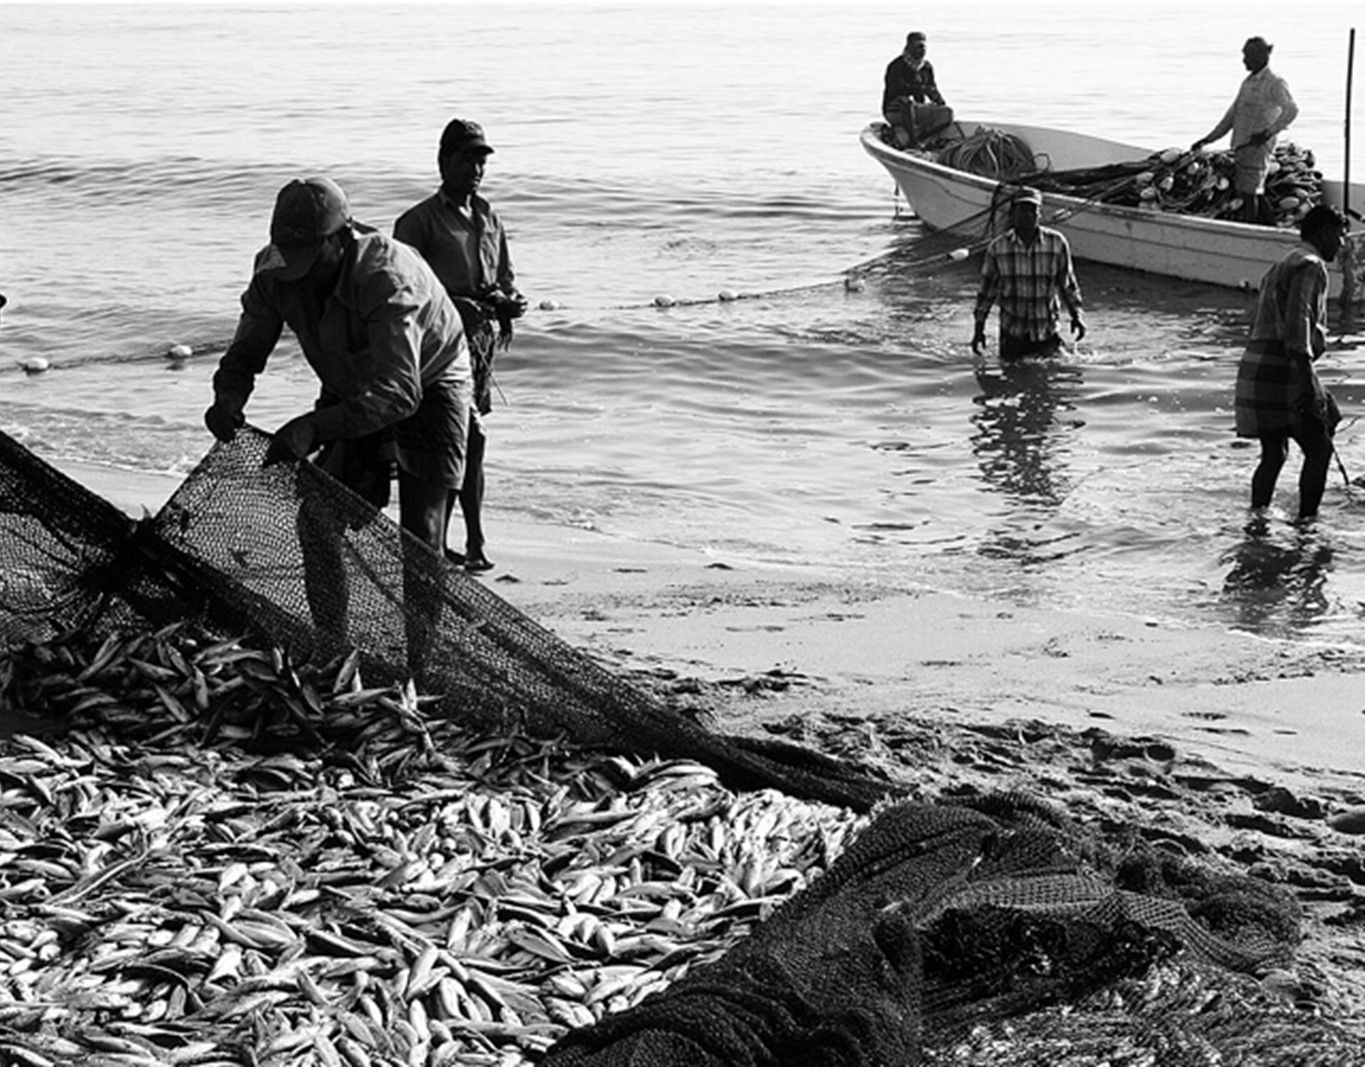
top-left (2, 0), bottom-right (1364, 646)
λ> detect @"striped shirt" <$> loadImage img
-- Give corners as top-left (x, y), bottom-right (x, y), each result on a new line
top-left (974, 227), bottom-right (1083, 342)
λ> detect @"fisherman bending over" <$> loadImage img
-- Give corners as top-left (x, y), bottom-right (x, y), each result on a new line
top-left (205, 178), bottom-right (474, 672)
top-left (1191, 36), bottom-right (1299, 226)
top-left (205, 177), bottom-right (472, 554)
top-left (882, 31), bottom-right (954, 149)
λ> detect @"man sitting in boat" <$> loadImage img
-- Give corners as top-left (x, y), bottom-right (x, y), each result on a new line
top-left (970, 187), bottom-right (1086, 361)
top-left (1191, 36), bottom-right (1299, 226)
top-left (882, 31), bottom-right (954, 149)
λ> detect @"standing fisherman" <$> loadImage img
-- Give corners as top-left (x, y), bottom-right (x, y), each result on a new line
top-left (971, 187), bottom-right (1086, 361)
top-left (1192, 36), bottom-right (1299, 225)
top-left (1234, 205), bottom-right (1347, 521)
top-left (395, 118), bottom-right (526, 574)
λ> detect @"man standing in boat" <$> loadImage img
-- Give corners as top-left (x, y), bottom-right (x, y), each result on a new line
top-left (882, 31), bottom-right (954, 149)
top-left (1191, 36), bottom-right (1299, 225)
top-left (1234, 204), bottom-right (1347, 521)
top-left (971, 187), bottom-right (1085, 361)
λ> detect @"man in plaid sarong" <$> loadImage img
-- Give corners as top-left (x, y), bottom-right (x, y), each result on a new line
top-left (1234, 205), bottom-right (1347, 519)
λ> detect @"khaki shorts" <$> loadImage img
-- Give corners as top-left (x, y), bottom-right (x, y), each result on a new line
top-left (1233, 142), bottom-right (1273, 195)
top-left (316, 376), bottom-right (471, 506)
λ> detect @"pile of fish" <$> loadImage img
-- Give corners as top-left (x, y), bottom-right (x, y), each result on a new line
top-left (7, 623), bottom-right (1364, 1066)
top-left (0, 622), bottom-right (866, 1066)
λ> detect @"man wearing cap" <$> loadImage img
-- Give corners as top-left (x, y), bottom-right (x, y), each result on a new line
top-left (395, 118), bottom-right (526, 574)
top-left (1234, 204), bottom-right (1347, 520)
top-left (882, 31), bottom-right (954, 149)
top-left (205, 176), bottom-right (472, 555)
top-left (971, 187), bottom-right (1086, 361)
top-left (1191, 36), bottom-right (1299, 225)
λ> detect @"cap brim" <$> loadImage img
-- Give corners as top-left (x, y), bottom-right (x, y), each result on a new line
top-left (447, 140), bottom-right (494, 155)
top-left (254, 242), bottom-right (320, 282)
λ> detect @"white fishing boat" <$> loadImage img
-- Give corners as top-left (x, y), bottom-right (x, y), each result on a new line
top-left (860, 120), bottom-right (1363, 296)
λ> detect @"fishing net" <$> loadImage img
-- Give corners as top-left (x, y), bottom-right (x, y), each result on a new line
top-left (0, 426), bottom-right (890, 811)
top-left (1029, 142), bottom-right (1323, 226)
top-left (3, 427), bottom-right (1358, 1064)
top-left (541, 793), bottom-right (1335, 1067)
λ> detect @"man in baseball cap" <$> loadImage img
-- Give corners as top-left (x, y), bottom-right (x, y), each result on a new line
top-left (207, 175), bottom-right (473, 557)
top-left (395, 117), bottom-right (526, 576)
top-left (253, 177), bottom-right (353, 283)
top-left (439, 117), bottom-right (494, 156)
top-left (972, 185), bottom-right (1086, 360)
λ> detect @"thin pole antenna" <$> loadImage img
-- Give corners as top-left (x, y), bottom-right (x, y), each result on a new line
top-left (1347, 28), bottom-right (1355, 221)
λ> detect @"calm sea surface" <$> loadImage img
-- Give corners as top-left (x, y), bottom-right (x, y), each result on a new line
top-left (2, 1), bottom-right (1364, 645)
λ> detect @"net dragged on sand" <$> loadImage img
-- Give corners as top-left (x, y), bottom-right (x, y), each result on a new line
top-left (0, 427), bottom-right (891, 812)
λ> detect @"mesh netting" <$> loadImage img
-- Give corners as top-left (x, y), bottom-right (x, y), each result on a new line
top-left (541, 793), bottom-right (1315, 1066)
top-left (3, 428), bottom-right (1358, 1064)
top-left (0, 428), bottom-right (890, 811)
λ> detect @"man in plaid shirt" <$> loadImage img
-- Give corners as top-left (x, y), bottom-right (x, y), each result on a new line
top-left (971, 187), bottom-right (1086, 360)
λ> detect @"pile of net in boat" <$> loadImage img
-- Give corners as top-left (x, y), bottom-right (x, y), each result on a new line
top-left (0, 426), bottom-right (891, 811)
top-left (883, 123), bottom-right (1325, 229)
top-left (1029, 141), bottom-right (1323, 227)
top-left (542, 793), bottom-right (1323, 1066)
top-left (986, 131), bottom-right (1318, 228)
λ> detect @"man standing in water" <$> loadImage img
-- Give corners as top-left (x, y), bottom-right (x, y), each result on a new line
top-left (971, 187), bottom-right (1086, 361)
top-left (882, 31), bottom-right (954, 149)
top-left (395, 118), bottom-right (526, 574)
top-left (1191, 36), bottom-right (1299, 225)
top-left (1235, 204), bottom-right (1347, 521)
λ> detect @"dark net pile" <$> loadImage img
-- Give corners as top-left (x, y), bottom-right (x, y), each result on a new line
top-left (0, 428), bottom-right (888, 811)
top-left (544, 794), bottom-right (1322, 1067)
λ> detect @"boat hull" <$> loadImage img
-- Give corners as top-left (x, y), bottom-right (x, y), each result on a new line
top-left (861, 121), bottom-right (1363, 297)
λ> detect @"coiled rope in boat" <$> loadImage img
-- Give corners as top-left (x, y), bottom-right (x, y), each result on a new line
top-left (936, 125), bottom-right (1042, 180)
